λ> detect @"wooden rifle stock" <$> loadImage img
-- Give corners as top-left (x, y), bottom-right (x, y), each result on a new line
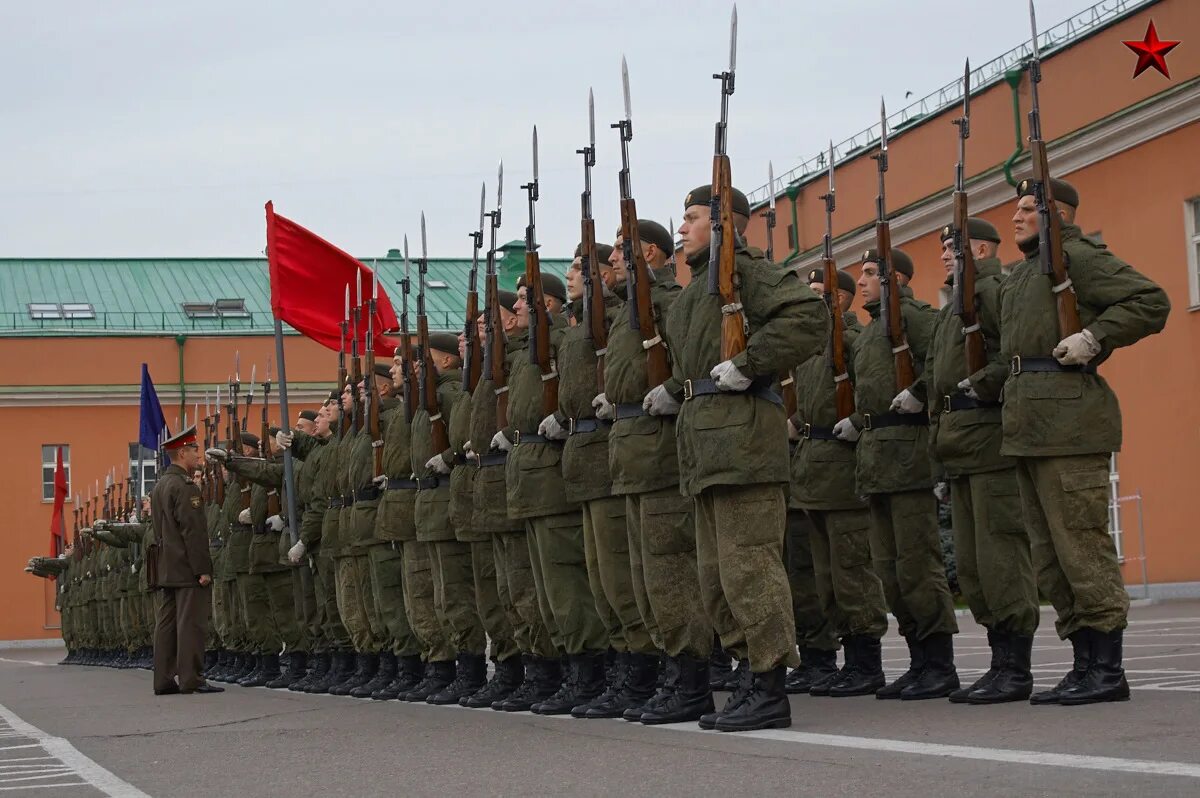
top-left (484, 273), bottom-right (509, 429)
top-left (712, 155), bottom-right (746, 360)
top-left (620, 199), bottom-right (671, 388)
top-left (464, 289), bottom-right (481, 393)
top-left (418, 315), bottom-right (450, 453)
top-left (581, 216), bottom-right (607, 393)
top-left (953, 191), bottom-right (987, 375)
top-left (525, 250), bottom-right (559, 416)
top-left (876, 221), bottom-right (916, 391)
top-left (824, 258), bottom-right (856, 420)
top-left (1029, 140), bottom-right (1082, 338)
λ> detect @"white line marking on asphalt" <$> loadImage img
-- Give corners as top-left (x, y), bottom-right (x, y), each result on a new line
top-left (0, 783), bottom-right (91, 791)
top-left (0, 659), bottom-right (53, 668)
top-left (0, 704), bottom-right (150, 797)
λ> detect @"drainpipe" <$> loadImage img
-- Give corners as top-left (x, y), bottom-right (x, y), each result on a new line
top-left (1002, 67), bottom-right (1026, 187)
top-left (175, 333), bottom-right (187, 424)
top-left (781, 182), bottom-right (802, 265)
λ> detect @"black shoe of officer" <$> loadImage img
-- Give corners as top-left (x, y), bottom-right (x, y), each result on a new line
top-left (700, 659), bottom-right (752, 730)
top-left (827, 636), bottom-right (886, 697)
top-left (534, 653), bottom-right (605, 715)
top-left (876, 636), bottom-right (925, 699)
top-left (329, 653), bottom-right (371, 696)
top-left (1031, 630), bottom-right (1091, 705)
top-left (951, 629), bottom-right (1003, 703)
top-left (350, 652), bottom-right (392, 698)
top-left (901, 634), bottom-right (959, 700)
top-left (462, 656), bottom-right (523, 708)
top-left (428, 653), bottom-right (488, 705)
top-left (967, 632), bottom-right (1034, 704)
top-left (708, 635), bottom-right (733, 691)
top-left (242, 653), bottom-right (281, 688)
top-left (400, 660), bottom-right (455, 702)
top-left (1057, 629), bottom-right (1130, 706)
top-left (785, 648), bottom-right (839, 694)
top-left (714, 666), bottom-right (791, 732)
top-left (640, 655), bottom-right (715, 725)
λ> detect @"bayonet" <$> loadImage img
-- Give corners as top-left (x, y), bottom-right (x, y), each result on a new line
top-left (765, 161), bottom-right (777, 263)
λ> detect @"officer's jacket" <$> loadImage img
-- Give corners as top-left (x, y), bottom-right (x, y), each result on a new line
top-left (150, 464), bottom-right (213, 587)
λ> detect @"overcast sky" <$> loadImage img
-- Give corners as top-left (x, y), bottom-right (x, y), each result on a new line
top-left (1, 0), bottom-right (1091, 259)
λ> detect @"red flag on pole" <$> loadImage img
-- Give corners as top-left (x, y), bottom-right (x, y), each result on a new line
top-left (49, 447), bottom-right (67, 557)
top-left (266, 202), bottom-right (399, 356)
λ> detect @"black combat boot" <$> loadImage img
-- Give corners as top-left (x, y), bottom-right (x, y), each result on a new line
top-left (951, 629), bottom-right (1003, 703)
top-left (709, 636), bottom-right (733, 691)
top-left (1031, 630), bottom-right (1091, 705)
top-left (700, 659), bottom-right (752, 729)
top-left (827, 636), bottom-right (886, 697)
top-left (498, 656), bottom-right (561, 712)
top-left (204, 650), bottom-right (220, 675)
top-left (592, 652), bottom-right (661, 719)
top-left (901, 633), bottom-right (959, 700)
top-left (305, 650), bottom-right (345, 694)
top-left (242, 653), bottom-right (281, 688)
top-left (640, 655), bottom-right (715, 725)
top-left (236, 654), bottom-right (263, 686)
top-left (376, 655), bottom-right (425, 700)
top-left (462, 656), bottom-right (523, 708)
top-left (623, 654), bottom-right (673, 721)
top-left (876, 636), bottom-right (925, 699)
top-left (1057, 629), bottom-right (1130, 706)
top-left (351, 652), bottom-right (394, 698)
top-left (329, 653), bottom-right (371, 696)
top-left (138, 646), bottom-right (155, 670)
top-left (210, 651), bottom-right (234, 682)
top-left (293, 651), bottom-right (329, 692)
top-left (572, 652), bottom-right (626, 718)
top-left (714, 666), bottom-right (791, 732)
top-left (967, 632), bottom-right (1033, 704)
top-left (344, 653), bottom-right (381, 698)
top-left (785, 648), bottom-right (839, 694)
top-left (268, 651), bottom-right (308, 689)
top-left (534, 652), bottom-right (605, 716)
top-left (400, 660), bottom-right (455, 702)
top-left (427, 653), bottom-right (487, 706)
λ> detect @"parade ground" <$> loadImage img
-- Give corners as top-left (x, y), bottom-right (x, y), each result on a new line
top-left (0, 599), bottom-right (1195, 798)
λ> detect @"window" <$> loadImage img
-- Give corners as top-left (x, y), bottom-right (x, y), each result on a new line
top-left (1108, 453), bottom-right (1123, 561)
top-left (61, 303), bottom-right (95, 319)
top-left (1186, 199), bottom-right (1200, 308)
top-left (29, 303), bottom-right (61, 320)
top-left (182, 302), bottom-right (218, 319)
top-left (27, 303), bottom-right (94, 320)
top-left (427, 280), bottom-right (449, 289)
top-left (214, 298), bottom-right (250, 318)
top-left (41, 445), bottom-right (70, 501)
top-left (128, 443), bottom-right (158, 496)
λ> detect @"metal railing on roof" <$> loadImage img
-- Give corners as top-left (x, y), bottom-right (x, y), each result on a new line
top-left (0, 310), bottom-right (465, 334)
top-left (746, 0), bottom-right (1154, 206)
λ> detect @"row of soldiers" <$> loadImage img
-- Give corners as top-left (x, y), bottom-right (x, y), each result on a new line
top-left (28, 176), bottom-right (1168, 732)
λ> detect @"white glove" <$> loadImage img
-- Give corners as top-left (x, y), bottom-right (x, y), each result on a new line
top-left (92, 520), bottom-right (108, 532)
top-left (490, 431), bottom-right (512, 452)
top-left (592, 393), bottom-right (615, 421)
top-left (643, 384), bottom-right (682, 416)
top-left (237, 508), bottom-right (251, 525)
top-left (425, 454), bottom-right (451, 475)
top-left (275, 430), bottom-right (294, 450)
top-left (1053, 328), bottom-right (1100, 366)
top-left (266, 514), bottom-right (285, 533)
top-left (787, 419), bottom-right (801, 442)
top-left (833, 418), bottom-right (860, 442)
top-left (710, 359), bottom-right (752, 392)
top-left (464, 441), bottom-right (479, 463)
top-left (288, 540), bottom-right (307, 564)
top-left (934, 482), bottom-right (950, 502)
top-left (372, 473), bottom-right (388, 489)
top-left (956, 377), bottom-right (980, 400)
top-left (538, 414), bottom-right (568, 441)
top-left (889, 389), bottom-right (925, 415)
top-left (205, 447), bottom-right (228, 463)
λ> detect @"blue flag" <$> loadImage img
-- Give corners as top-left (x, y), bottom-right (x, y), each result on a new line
top-left (138, 364), bottom-right (168, 464)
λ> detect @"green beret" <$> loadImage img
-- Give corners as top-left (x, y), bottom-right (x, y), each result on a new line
top-left (860, 247), bottom-right (914, 279)
top-left (636, 220), bottom-right (674, 257)
top-left (806, 267), bottom-right (857, 296)
top-left (240, 432), bottom-right (260, 449)
top-left (428, 332), bottom-right (460, 356)
top-left (495, 289), bottom-right (518, 313)
top-left (684, 185), bottom-right (751, 217)
top-left (298, 410), bottom-right (319, 422)
top-left (939, 216), bottom-right (1001, 244)
top-left (574, 243), bottom-right (616, 266)
top-left (373, 363), bottom-right (393, 380)
top-left (1016, 176), bottom-right (1079, 209)
top-left (518, 273), bottom-right (567, 304)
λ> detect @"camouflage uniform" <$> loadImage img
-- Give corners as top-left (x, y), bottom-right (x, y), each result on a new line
top-left (371, 398), bottom-right (421, 663)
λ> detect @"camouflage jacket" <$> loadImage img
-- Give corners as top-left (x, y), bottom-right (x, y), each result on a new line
top-left (470, 374), bottom-right (521, 533)
top-left (293, 427), bottom-right (344, 556)
top-left (413, 369), bottom-right (462, 542)
top-left (448, 387), bottom-right (484, 542)
top-left (375, 399), bottom-right (416, 543)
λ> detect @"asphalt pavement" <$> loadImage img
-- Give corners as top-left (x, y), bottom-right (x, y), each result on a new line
top-left (0, 600), bottom-right (1197, 798)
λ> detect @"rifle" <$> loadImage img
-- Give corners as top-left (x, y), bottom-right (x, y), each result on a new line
top-left (351, 271), bottom-right (364, 433)
top-left (522, 126), bottom-right (559, 416)
top-left (1026, 0), bottom-right (1081, 338)
top-left (579, 88), bottom-right (607, 392)
top-left (764, 161), bottom-right (797, 417)
top-left (72, 497), bottom-right (80, 551)
top-left (243, 364), bottom-right (255, 434)
top-left (615, 59), bottom-right (671, 389)
top-left (339, 285), bottom-right (350, 435)
top-left (481, 162), bottom-right (509, 428)
top-left (821, 141), bottom-right (854, 421)
top-left (398, 243), bottom-right (417, 423)
top-left (230, 355), bottom-right (251, 512)
top-left (103, 471), bottom-right (113, 523)
top-left (708, 7), bottom-right (747, 361)
top-left (667, 216), bottom-right (677, 275)
top-left (213, 385), bottom-right (226, 506)
top-left (463, 183), bottom-right (486, 394)
top-left (366, 262), bottom-right (384, 479)
top-left (263, 357), bottom-right (281, 517)
top-left (873, 99), bottom-right (917, 392)
top-left (950, 60), bottom-right (987, 376)
top-left (417, 214), bottom-right (451, 453)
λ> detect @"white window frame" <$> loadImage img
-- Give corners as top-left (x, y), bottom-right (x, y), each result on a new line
top-left (41, 444), bottom-right (70, 502)
top-left (1186, 198), bottom-right (1200, 309)
top-left (128, 443), bottom-right (158, 497)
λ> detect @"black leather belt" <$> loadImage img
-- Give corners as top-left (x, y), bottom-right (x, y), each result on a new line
top-left (613, 403), bottom-right (648, 420)
top-left (513, 431), bottom-right (561, 446)
top-left (387, 477), bottom-right (420, 490)
top-left (353, 486), bottom-right (381, 502)
top-left (327, 497), bottom-right (343, 509)
top-left (943, 393), bottom-right (1001, 413)
top-left (478, 453), bottom-right (508, 467)
top-left (416, 476), bottom-right (446, 489)
top-left (452, 452), bottom-right (469, 465)
top-left (1010, 356), bottom-right (1095, 375)
top-left (862, 412), bottom-right (928, 430)
top-left (568, 418), bottom-right (611, 434)
top-left (801, 423), bottom-right (840, 440)
top-left (682, 377), bottom-right (782, 406)
top-left (341, 494), bottom-right (356, 508)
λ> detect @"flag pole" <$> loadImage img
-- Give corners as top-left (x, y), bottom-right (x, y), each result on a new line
top-left (273, 318), bottom-right (300, 547)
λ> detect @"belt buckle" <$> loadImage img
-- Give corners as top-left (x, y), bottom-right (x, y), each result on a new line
top-left (862, 413), bottom-right (873, 431)
top-left (943, 395), bottom-right (952, 414)
top-left (801, 423), bottom-right (812, 439)
top-left (683, 379), bottom-right (694, 401)
top-left (1010, 355), bottom-right (1022, 376)
top-left (513, 430), bottom-right (521, 446)
top-left (568, 418), bottom-right (577, 435)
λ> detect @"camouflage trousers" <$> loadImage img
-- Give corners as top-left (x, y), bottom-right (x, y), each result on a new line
top-left (471, 540), bottom-right (519, 663)
top-left (866, 490), bottom-right (959, 641)
top-left (527, 511), bottom-right (608, 656)
top-left (261, 570), bottom-right (305, 653)
top-left (212, 578), bottom-right (236, 651)
top-left (694, 483), bottom-right (799, 672)
top-left (626, 487), bottom-right (710, 659)
top-left (1015, 454), bottom-right (1127, 638)
top-left (431, 540), bottom-right (487, 656)
top-left (806, 507), bottom-right (888, 639)
top-left (582, 495), bottom-right (652, 655)
top-left (335, 554), bottom-right (380, 654)
top-left (785, 509), bottom-right (838, 651)
top-left (289, 562), bottom-right (320, 653)
top-left (120, 594), bottom-right (149, 652)
top-left (237, 572), bottom-right (281, 653)
top-left (401, 540), bottom-right (453, 662)
top-left (314, 553), bottom-right (350, 650)
top-left (951, 469), bottom-right (1039, 637)
top-left (367, 543), bottom-right (418, 657)
top-left (494, 530), bottom-right (555, 658)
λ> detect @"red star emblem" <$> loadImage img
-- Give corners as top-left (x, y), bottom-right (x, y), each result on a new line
top-left (1123, 20), bottom-right (1180, 79)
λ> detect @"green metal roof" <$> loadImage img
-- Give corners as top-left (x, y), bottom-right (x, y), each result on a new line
top-left (0, 242), bottom-right (569, 336)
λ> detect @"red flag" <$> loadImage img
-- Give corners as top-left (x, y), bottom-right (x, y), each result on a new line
top-left (266, 201), bottom-right (399, 356)
top-left (49, 447), bottom-right (67, 557)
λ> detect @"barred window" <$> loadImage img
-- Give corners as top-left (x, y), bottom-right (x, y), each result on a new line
top-left (41, 445), bottom-right (70, 501)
